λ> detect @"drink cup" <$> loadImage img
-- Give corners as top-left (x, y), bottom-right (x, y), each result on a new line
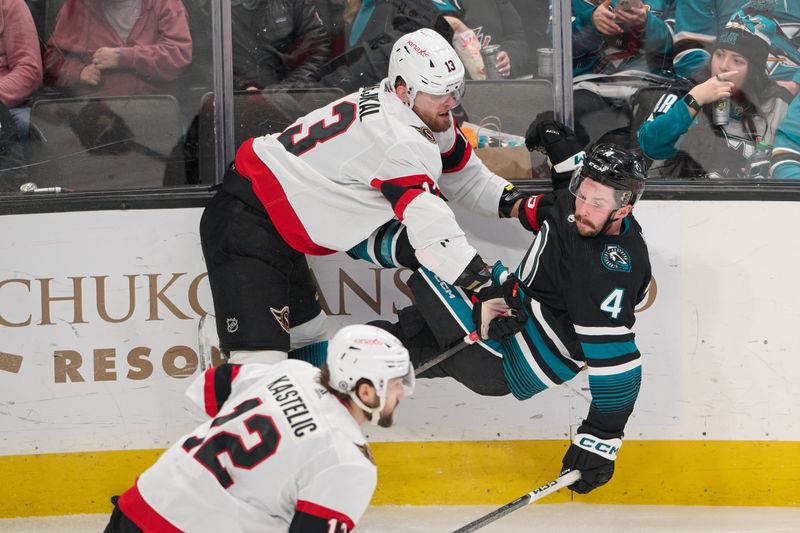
top-left (537, 48), bottom-right (554, 78)
top-left (712, 97), bottom-right (730, 126)
top-left (480, 45), bottom-right (503, 80)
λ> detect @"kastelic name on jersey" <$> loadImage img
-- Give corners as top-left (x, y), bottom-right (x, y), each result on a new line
top-left (266, 374), bottom-right (318, 437)
top-left (601, 244), bottom-right (632, 272)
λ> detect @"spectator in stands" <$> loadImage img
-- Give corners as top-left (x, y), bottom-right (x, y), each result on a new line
top-left (459, 0), bottom-right (529, 78)
top-left (44, 0), bottom-right (192, 97)
top-left (319, 0), bottom-right (459, 92)
top-left (1, 0), bottom-right (43, 136)
top-left (570, 0), bottom-right (675, 147)
top-left (508, 0), bottom-right (548, 76)
top-left (638, 10), bottom-right (792, 179)
top-left (771, 95), bottom-right (800, 178)
top-left (23, 0), bottom-right (46, 40)
top-left (231, 0), bottom-right (331, 91)
top-left (673, 0), bottom-right (800, 95)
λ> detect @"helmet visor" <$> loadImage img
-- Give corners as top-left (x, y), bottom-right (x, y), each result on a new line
top-left (569, 171), bottom-right (633, 211)
top-left (417, 80), bottom-right (465, 107)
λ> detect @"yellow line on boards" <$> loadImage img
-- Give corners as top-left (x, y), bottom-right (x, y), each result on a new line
top-left (1, 440), bottom-right (799, 517)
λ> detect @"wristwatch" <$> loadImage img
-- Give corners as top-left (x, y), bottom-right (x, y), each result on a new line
top-left (683, 93), bottom-right (702, 112)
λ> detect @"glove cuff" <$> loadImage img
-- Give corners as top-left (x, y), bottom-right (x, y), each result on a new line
top-left (490, 260), bottom-right (510, 285)
top-left (552, 151), bottom-right (586, 174)
top-left (519, 194), bottom-right (544, 232)
top-left (498, 183), bottom-right (524, 218)
top-left (572, 433), bottom-right (622, 462)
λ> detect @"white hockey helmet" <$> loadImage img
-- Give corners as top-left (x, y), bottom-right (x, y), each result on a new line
top-left (388, 28), bottom-right (466, 107)
top-left (327, 324), bottom-right (414, 420)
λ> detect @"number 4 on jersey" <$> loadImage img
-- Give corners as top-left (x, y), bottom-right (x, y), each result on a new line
top-left (600, 288), bottom-right (625, 319)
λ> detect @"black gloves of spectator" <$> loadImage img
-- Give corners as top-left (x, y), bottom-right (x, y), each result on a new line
top-left (472, 273), bottom-right (527, 342)
top-left (525, 112), bottom-right (585, 189)
top-left (561, 422), bottom-right (622, 494)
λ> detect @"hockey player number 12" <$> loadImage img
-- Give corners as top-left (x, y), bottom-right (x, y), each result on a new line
top-left (182, 398), bottom-right (280, 488)
top-left (600, 288), bottom-right (624, 319)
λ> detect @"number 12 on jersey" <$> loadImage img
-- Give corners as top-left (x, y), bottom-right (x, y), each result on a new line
top-left (600, 288), bottom-right (625, 319)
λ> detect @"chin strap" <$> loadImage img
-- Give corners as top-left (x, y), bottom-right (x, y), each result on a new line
top-left (350, 391), bottom-right (384, 425)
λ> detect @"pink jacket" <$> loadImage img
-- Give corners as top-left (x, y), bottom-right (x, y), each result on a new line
top-left (44, 0), bottom-right (192, 96)
top-left (0, 0), bottom-right (43, 107)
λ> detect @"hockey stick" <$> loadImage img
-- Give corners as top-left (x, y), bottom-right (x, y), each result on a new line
top-left (451, 470), bottom-right (581, 533)
top-left (414, 331), bottom-right (479, 376)
top-left (197, 313), bottom-right (219, 371)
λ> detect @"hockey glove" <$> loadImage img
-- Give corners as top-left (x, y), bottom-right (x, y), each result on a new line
top-left (498, 183), bottom-right (525, 218)
top-left (454, 255), bottom-right (492, 292)
top-left (518, 193), bottom-right (556, 233)
top-left (472, 273), bottom-right (527, 341)
top-left (525, 112), bottom-right (585, 187)
top-left (561, 424), bottom-right (622, 494)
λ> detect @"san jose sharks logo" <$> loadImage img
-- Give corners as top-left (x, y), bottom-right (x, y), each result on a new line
top-left (601, 244), bottom-right (631, 272)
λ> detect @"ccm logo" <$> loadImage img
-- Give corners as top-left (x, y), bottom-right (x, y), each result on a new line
top-left (354, 338), bottom-right (383, 345)
top-left (578, 436), bottom-right (619, 456)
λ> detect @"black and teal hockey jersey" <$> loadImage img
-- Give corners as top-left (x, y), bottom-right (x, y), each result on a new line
top-left (508, 189), bottom-right (651, 436)
top-left (411, 190), bottom-right (652, 437)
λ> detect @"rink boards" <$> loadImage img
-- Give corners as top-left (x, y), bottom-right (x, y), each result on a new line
top-left (0, 202), bottom-right (799, 516)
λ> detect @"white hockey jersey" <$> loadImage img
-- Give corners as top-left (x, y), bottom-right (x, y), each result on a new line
top-left (234, 78), bottom-right (509, 284)
top-left (117, 361), bottom-right (376, 533)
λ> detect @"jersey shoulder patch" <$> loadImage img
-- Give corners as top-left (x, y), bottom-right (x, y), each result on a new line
top-left (411, 125), bottom-right (437, 144)
top-left (354, 442), bottom-right (375, 465)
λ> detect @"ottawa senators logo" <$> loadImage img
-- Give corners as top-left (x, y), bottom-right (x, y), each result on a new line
top-left (354, 442), bottom-right (375, 464)
top-left (411, 125), bottom-right (437, 144)
top-left (270, 306), bottom-right (290, 333)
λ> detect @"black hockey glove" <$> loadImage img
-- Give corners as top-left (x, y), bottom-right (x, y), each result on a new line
top-left (498, 183), bottom-right (525, 218)
top-left (472, 273), bottom-right (527, 342)
top-left (525, 112), bottom-right (585, 188)
top-left (561, 423), bottom-right (622, 494)
top-left (454, 255), bottom-right (492, 292)
top-left (517, 193), bottom-right (556, 233)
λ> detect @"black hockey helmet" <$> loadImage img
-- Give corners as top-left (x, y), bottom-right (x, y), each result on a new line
top-left (569, 144), bottom-right (646, 209)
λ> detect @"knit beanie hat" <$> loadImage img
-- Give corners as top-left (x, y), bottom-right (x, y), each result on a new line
top-left (714, 10), bottom-right (777, 68)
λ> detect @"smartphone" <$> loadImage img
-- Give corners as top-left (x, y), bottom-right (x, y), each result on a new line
top-left (617, 0), bottom-right (642, 11)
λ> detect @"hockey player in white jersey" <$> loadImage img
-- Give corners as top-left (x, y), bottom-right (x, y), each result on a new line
top-left (104, 324), bottom-right (413, 533)
top-left (200, 28), bottom-right (531, 366)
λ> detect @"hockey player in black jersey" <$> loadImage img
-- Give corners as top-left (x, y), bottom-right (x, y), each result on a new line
top-left (363, 120), bottom-right (653, 495)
